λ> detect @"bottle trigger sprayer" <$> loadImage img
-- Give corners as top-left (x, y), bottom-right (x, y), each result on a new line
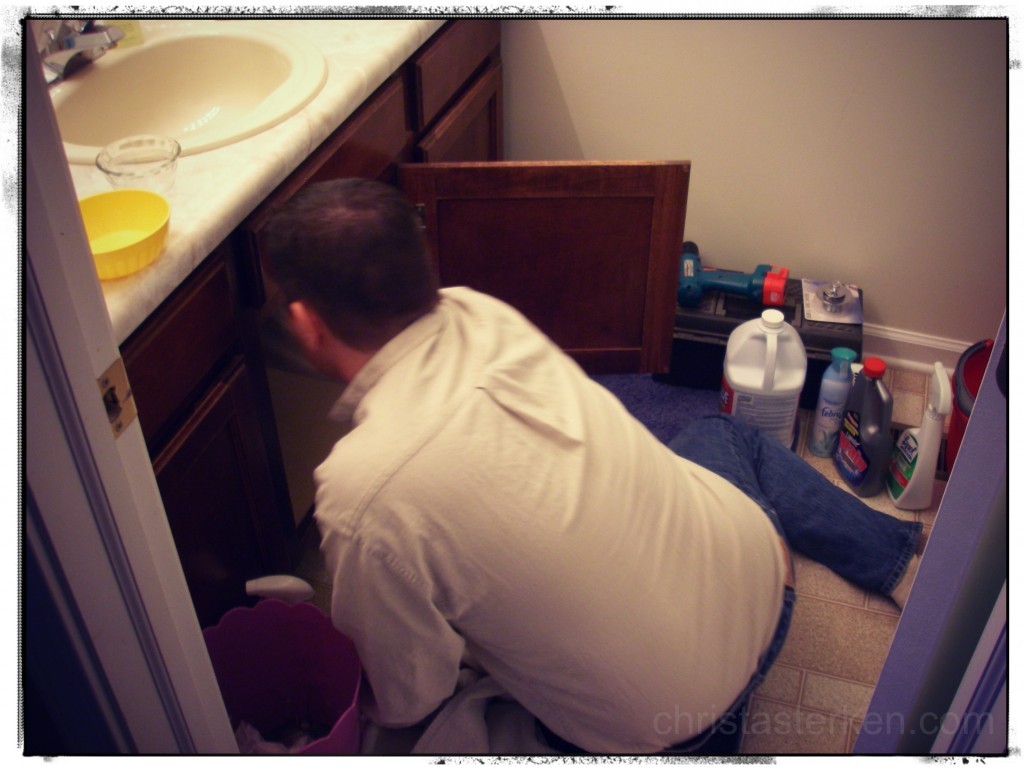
top-left (886, 362), bottom-right (952, 509)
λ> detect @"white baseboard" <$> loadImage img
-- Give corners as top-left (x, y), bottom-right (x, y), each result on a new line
top-left (862, 323), bottom-right (976, 373)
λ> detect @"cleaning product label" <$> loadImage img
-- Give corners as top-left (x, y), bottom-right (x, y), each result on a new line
top-left (809, 397), bottom-right (846, 456)
top-left (721, 376), bottom-right (799, 445)
top-left (886, 432), bottom-right (919, 499)
top-left (720, 378), bottom-right (735, 413)
top-left (834, 410), bottom-right (869, 485)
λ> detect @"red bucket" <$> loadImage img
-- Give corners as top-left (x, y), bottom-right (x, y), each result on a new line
top-left (945, 339), bottom-right (993, 472)
top-left (203, 599), bottom-right (362, 755)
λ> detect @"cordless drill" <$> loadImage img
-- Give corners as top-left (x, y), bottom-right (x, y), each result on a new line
top-left (677, 241), bottom-right (790, 308)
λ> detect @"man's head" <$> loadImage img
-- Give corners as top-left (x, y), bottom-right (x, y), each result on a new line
top-left (264, 178), bottom-right (440, 379)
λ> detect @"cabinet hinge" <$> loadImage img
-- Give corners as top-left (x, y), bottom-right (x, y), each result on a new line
top-left (97, 357), bottom-right (137, 438)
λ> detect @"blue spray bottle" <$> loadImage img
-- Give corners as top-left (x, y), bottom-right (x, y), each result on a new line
top-left (808, 347), bottom-right (857, 457)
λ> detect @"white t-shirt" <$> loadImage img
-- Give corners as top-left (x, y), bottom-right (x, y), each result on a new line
top-left (314, 287), bottom-right (786, 753)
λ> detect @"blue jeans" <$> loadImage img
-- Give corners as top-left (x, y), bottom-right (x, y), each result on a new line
top-left (654, 415), bottom-right (920, 754)
top-left (543, 414), bottom-right (921, 755)
top-left (668, 414), bottom-right (921, 596)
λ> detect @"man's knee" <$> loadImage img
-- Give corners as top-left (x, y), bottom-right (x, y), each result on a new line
top-left (669, 414), bottom-right (739, 457)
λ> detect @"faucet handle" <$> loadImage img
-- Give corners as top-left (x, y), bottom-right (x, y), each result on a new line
top-left (38, 19), bottom-right (125, 85)
top-left (40, 19), bottom-right (86, 49)
top-left (61, 19), bottom-right (89, 35)
top-left (38, 19), bottom-right (120, 52)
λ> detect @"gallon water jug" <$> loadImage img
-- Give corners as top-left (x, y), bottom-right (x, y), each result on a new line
top-left (721, 308), bottom-right (807, 446)
top-left (833, 356), bottom-right (893, 497)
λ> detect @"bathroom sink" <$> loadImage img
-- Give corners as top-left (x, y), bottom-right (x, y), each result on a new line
top-left (51, 24), bottom-right (327, 163)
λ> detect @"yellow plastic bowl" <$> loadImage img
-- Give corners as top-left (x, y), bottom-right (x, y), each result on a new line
top-left (79, 189), bottom-right (170, 280)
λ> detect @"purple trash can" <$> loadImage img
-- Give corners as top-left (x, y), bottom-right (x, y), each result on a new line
top-left (203, 599), bottom-right (362, 754)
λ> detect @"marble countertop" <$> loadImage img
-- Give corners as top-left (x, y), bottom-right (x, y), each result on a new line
top-left (65, 18), bottom-right (445, 346)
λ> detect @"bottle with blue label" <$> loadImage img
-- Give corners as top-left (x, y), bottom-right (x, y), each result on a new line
top-left (809, 347), bottom-right (857, 457)
top-left (833, 356), bottom-right (893, 497)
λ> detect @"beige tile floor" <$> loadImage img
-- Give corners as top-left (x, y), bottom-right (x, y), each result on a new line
top-left (741, 367), bottom-right (944, 754)
top-left (293, 367), bottom-right (944, 755)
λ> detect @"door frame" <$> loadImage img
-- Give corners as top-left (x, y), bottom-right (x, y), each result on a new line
top-left (855, 314), bottom-right (1007, 753)
top-left (22, 37), bottom-right (236, 754)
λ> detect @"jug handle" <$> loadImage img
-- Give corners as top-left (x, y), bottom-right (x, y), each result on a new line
top-left (762, 333), bottom-right (777, 390)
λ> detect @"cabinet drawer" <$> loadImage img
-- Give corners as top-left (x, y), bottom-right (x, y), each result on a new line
top-left (413, 20), bottom-right (501, 131)
top-left (418, 59), bottom-right (502, 163)
top-left (123, 249), bottom-right (238, 448)
top-left (305, 75), bottom-right (413, 185)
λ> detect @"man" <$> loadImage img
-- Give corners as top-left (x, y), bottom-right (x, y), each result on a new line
top-left (264, 178), bottom-right (923, 754)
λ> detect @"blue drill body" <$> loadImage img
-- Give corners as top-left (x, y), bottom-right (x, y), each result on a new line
top-left (677, 241), bottom-right (789, 308)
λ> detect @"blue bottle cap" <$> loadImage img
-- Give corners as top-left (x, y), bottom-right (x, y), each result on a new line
top-left (831, 347), bottom-right (857, 363)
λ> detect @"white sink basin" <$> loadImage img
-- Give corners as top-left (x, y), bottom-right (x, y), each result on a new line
top-left (51, 24), bottom-right (327, 164)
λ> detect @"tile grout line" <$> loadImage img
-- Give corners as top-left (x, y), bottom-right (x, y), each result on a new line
top-left (793, 586), bottom-right (899, 616)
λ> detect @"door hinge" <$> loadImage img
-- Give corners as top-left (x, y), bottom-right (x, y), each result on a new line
top-left (98, 357), bottom-right (137, 438)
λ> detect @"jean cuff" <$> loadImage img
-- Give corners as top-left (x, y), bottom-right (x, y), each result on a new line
top-left (881, 521), bottom-right (924, 596)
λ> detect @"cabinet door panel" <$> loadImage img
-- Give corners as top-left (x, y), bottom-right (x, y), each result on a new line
top-left (435, 195), bottom-right (651, 351)
top-left (417, 60), bottom-right (502, 163)
top-left (123, 251), bottom-right (237, 448)
top-left (399, 161), bottom-right (690, 373)
top-left (153, 359), bottom-right (288, 627)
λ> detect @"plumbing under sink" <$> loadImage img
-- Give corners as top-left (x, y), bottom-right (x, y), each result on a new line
top-left (50, 23), bottom-right (327, 164)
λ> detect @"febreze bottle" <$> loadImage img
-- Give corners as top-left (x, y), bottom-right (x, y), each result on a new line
top-left (833, 356), bottom-right (893, 497)
top-left (808, 347), bottom-right (857, 457)
top-left (721, 308), bottom-right (806, 447)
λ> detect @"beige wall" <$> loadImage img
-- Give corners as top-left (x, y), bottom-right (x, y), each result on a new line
top-left (500, 19), bottom-right (1006, 369)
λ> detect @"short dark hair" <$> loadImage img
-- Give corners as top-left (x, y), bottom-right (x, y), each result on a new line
top-left (263, 178), bottom-right (439, 350)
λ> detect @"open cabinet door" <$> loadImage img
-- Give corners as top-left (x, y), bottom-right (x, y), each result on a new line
top-left (399, 161), bottom-right (690, 373)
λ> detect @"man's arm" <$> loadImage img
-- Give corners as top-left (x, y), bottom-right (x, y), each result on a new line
top-left (322, 526), bottom-right (467, 728)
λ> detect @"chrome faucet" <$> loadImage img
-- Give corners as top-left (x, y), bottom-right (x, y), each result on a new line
top-left (37, 20), bottom-right (125, 85)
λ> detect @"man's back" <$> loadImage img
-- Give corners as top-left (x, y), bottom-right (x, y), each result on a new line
top-left (314, 287), bottom-right (786, 752)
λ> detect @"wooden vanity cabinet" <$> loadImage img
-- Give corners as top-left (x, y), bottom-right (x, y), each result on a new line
top-left (116, 20), bottom-right (691, 628)
top-left (122, 244), bottom-right (291, 628)
top-left (116, 21), bottom-right (507, 627)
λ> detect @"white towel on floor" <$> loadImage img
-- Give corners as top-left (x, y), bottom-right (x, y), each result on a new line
top-left (410, 669), bottom-right (557, 754)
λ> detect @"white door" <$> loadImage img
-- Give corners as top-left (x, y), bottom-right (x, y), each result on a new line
top-left (22, 34), bottom-right (236, 754)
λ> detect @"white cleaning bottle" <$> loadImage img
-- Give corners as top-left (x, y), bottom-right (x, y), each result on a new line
top-left (721, 308), bottom-right (806, 447)
top-left (808, 347), bottom-right (857, 457)
top-left (886, 362), bottom-right (952, 509)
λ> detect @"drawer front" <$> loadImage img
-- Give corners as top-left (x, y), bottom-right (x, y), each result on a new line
top-left (413, 20), bottom-right (501, 131)
top-left (417, 59), bottom-right (503, 163)
top-left (123, 249), bottom-right (238, 448)
top-left (305, 75), bottom-right (413, 186)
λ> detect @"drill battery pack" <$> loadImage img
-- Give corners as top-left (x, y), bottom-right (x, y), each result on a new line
top-left (658, 276), bottom-right (863, 410)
